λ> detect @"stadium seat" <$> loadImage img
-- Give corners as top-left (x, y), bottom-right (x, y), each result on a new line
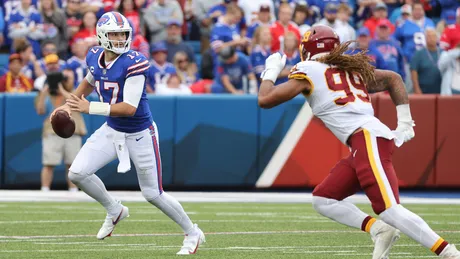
top-left (195, 53), bottom-right (202, 77)
top-left (194, 53), bottom-right (201, 68)
top-left (187, 41), bottom-right (201, 54)
top-left (0, 54), bottom-right (9, 69)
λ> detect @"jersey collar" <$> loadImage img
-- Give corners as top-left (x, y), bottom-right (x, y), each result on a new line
top-left (98, 51), bottom-right (122, 69)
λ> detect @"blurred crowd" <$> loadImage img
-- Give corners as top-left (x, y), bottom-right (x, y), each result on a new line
top-left (1, 0), bottom-right (459, 191)
top-left (0, 0), bottom-right (459, 95)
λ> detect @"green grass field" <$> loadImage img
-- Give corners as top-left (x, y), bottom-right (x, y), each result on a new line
top-left (0, 202), bottom-right (459, 258)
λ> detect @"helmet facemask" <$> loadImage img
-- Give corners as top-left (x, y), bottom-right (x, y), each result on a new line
top-left (96, 12), bottom-right (133, 55)
top-left (98, 29), bottom-right (132, 54)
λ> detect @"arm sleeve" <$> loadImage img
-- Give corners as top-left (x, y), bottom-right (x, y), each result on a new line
top-left (123, 75), bottom-right (145, 108)
top-left (438, 49), bottom-right (460, 73)
top-left (85, 72), bottom-right (95, 86)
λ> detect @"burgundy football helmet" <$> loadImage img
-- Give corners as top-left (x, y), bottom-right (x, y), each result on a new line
top-left (299, 24), bottom-right (340, 61)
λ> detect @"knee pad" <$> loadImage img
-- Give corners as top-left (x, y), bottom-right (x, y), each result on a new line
top-left (312, 196), bottom-right (337, 215)
top-left (141, 186), bottom-right (161, 202)
top-left (68, 170), bottom-right (89, 185)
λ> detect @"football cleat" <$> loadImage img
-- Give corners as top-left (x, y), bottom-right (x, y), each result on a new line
top-left (97, 205), bottom-right (129, 240)
top-left (440, 244), bottom-right (460, 259)
top-left (176, 224), bottom-right (205, 255)
top-left (370, 220), bottom-right (400, 259)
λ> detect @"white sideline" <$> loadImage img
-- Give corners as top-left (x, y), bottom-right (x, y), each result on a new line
top-left (0, 190), bottom-right (460, 204)
top-left (2, 229), bottom-right (460, 240)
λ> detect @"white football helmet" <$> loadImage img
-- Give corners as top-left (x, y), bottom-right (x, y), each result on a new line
top-left (96, 12), bottom-right (132, 54)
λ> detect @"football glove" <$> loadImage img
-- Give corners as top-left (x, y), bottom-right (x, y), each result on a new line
top-left (393, 104), bottom-right (415, 146)
top-left (260, 53), bottom-right (287, 83)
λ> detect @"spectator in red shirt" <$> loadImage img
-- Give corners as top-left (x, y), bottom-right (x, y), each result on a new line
top-left (128, 19), bottom-right (150, 59)
top-left (363, 2), bottom-right (394, 38)
top-left (440, 7), bottom-right (460, 50)
top-left (65, 0), bottom-right (83, 39)
top-left (270, 3), bottom-right (300, 52)
top-left (118, 0), bottom-right (140, 34)
top-left (0, 53), bottom-right (33, 93)
top-left (71, 11), bottom-right (98, 48)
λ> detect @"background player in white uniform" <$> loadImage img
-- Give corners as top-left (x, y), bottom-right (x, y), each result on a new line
top-left (258, 24), bottom-right (460, 259)
top-left (50, 12), bottom-right (205, 255)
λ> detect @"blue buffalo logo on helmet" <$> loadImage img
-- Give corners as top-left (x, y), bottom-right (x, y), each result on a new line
top-left (97, 15), bottom-right (110, 27)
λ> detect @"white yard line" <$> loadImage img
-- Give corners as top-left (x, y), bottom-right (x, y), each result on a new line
top-left (0, 245), bottom-right (437, 258)
top-left (0, 219), bottom-right (333, 224)
top-left (2, 229), bottom-right (460, 241)
top-left (1, 190), bottom-right (460, 204)
top-left (0, 230), bottom-right (366, 240)
top-left (0, 210), bottom-right (198, 215)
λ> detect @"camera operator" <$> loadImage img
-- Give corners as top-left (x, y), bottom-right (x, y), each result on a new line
top-left (34, 54), bottom-right (87, 192)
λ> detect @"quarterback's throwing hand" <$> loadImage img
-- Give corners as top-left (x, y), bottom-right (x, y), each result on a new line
top-left (66, 94), bottom-right (90, 114)
top-left (260, 52), bottom-right (287, 83)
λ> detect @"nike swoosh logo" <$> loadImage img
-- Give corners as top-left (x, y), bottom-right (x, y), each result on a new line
top-left (135, 58), bottom-right (141, 63)
top-left (112, 208), bottom-right (123, 225)
top-left (136, 137), bottom-right (144, 141)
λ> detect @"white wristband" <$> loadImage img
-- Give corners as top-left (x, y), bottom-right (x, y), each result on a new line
top-left (396, 104), bottom-right (412, 122)
top-left (89, 102), bottom-right (111, 116)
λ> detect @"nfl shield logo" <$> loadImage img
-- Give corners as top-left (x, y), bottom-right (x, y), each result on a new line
top-left (103, 69), bottom-right (107, 75)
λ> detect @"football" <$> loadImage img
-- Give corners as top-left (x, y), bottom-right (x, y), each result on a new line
top-left (51, 110), bottom-right (75, 138)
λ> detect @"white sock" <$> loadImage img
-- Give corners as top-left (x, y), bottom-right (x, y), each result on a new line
top-left (380, 204), bottom-right (448, 255)
top-left (149, 192), bottom-right (194, 234)
top-left (73, 174), bottom-right (120, 216)
top-left (41, 186), bottom-right (50, 191)
top-left (312, 196), bottom-right (370, 230)
top-left (68, 187), bottom-right (79, 192)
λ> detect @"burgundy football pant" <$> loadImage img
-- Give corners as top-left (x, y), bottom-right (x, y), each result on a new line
top-left (313, 130), bottom-right (400, 214)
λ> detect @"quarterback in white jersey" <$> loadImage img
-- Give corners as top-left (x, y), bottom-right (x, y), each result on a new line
top-left (258, 24), bottom-right (460, 259)
top-left (51, 12), bottom-right (204, 255)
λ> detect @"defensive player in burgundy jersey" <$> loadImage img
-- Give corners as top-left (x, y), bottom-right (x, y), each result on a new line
top-left (50, 12), bottom-right (205, 255)
top-left (258, 24), bottom-right (460, 259)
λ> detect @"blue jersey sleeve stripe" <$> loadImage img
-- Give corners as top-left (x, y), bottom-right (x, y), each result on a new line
top-left (127, 60), bottom-right (149, 71)
top-left (126, 65), bottom-right (150, 77)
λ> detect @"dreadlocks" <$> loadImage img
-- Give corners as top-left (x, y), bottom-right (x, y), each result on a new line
top-left (317, 41), bottom-right (376, 86)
